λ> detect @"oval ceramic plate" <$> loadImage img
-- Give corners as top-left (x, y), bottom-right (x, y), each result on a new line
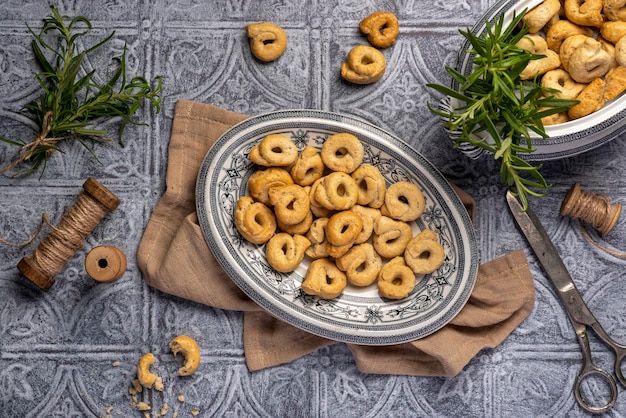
top-left (196, 110), bottom-right (478, 345)
top-left (449, 0), bottom-right (626, 161)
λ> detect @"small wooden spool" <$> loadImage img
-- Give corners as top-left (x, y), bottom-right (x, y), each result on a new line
top-left (560, 182), bottom-right (622, 236)
top-left (85, 245), bottom-right (127, 283)
top-left (17, 177), bottom-right (120, 290)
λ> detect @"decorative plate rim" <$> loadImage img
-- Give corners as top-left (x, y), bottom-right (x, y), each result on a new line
top-left (196, 109), bottom-right (479, 345)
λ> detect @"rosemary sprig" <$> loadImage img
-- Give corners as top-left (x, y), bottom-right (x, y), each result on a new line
top-left (427, 11), bottom-right (578, 210)
top-left (0, 6), bottom-right (163, 177)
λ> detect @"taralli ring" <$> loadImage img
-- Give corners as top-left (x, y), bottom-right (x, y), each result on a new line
top-left (326, 210), bottom-right (363, 247)
top-left (351, 164), bottom-right (386, 208)
top-left (381, 181), bottom-right (425, 222)
top-left (290, 146), bottom-right (325, 186)
top-left (249, 134), bottom-right (298, 167)
top-left (564, 0), bottom-right (603, 28)
top-left (246, 22), bottom-right (287, 62)
top-left (351, 204), bottom-right (382, 244)
top-left (266, 233), bottom-right (311, 273)
top-left (247, 167), bottom-right (294, 206)
top-left (305, 217), bottom-right (330, 259)
top-left (234, 196), bottom-right (276, 244)
top-left (359, 11), bottom-right (399, 49)
top-left (377, 256), bottom-right (417, 300)
top-left (269, 184), bottom-right (310, 225)
top-left (321, 133), bottom-right (364, 174)
top-left (314, 172), bottom-right (359, 211)
top-left (523, 0), bottom-right (560, 33)
top-left (336, 243), bottom-right (382, 287)
top-left (341, 45), bottom-right (386, 85)
top-left (404, 235), bottom-right (445, 274)
top-left (301, 258), bottom-right (347, 299)
top-left (85, 245), bottom-right (127, 283)
top-left (372, 216), bottom-right (413, 258)
top-left (604, 0), bottom-right (626, 21)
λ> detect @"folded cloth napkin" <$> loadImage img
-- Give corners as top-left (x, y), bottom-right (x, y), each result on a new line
top-left (137, 100), bottom-right (535, 376)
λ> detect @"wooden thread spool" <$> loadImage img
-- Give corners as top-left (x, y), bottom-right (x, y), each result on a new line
top-left (560, 183), bottom-right (621, 236)
top-left (17, 177), bottom-right (120, 290)
top-left (85, 245), bottom-right (127, 283)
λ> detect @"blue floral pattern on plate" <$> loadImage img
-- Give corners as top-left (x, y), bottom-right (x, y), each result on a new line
top-left (196, 110), bottom-right (478, 345)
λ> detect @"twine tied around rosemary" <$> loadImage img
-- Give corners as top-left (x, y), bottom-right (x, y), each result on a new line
top-left (0, 111), bottom-right (68, 175)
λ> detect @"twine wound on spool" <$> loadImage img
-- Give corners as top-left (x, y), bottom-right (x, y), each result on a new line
top-left (560, 182), bottom-right (625, 258)
top-left (17, 177), bottom-right (120, 290)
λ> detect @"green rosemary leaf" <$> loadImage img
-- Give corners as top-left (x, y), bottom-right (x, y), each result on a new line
top-left (0, 5), bottom-right (163, 177)
top-left (0, 136), bottom-right (25, 147)
top-left (427, 9), bottom-right (578, 210)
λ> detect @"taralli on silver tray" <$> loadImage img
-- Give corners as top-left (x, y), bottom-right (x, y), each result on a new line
top-left (320, 133), bottom-right (364, 174)
top-left (301, 258), bottom-right (347, 299)
top-left (381, 181), bottom-right (425, 222)
top-left (266, 232), bottom-right (311, 273)
top-left (269, 184), bottom-right (310, 226)
top-left (377, 256), bottom-right (417, 299)
top-left (234, 196), bottom-right (276, 244)
top-left (404, 234), bottom-right (445, 274)
top-left (336, 243), bottom-right (382, 287)
top-left (250, 134), bottom-right (298, 166)
top-left (372, 215), bottom-right (413, 258)
top-left (247, 167), bottom-right (294, 206)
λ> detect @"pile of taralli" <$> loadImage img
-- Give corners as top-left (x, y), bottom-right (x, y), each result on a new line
top-left (234, 132), bottom-right (445, 300)
top-left (520, 0), bottom-right (626, 123)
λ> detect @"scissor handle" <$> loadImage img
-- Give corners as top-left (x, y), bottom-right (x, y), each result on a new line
top-left (611, 343), bottom-right (626, 387)
top-left (574, 365), bottom-right (618, 414)
top-left (574, 330), bottom-right (618, 413)
top-left (587, 320), bottom-right (626, 388)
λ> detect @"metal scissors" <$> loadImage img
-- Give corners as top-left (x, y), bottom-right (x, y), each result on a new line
top-left (507, 190), bottom-right (626, 413)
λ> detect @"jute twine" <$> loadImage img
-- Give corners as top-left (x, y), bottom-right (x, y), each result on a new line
top-left (560, 182), bottom-right (625, 258)
top-left (30, 192), bottom-right (109, 278)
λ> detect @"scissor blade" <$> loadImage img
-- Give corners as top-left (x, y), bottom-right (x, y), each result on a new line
top-left (506, 191), bottom-right (575, 292)
top-left (506, 191), bottom-right (594, 328)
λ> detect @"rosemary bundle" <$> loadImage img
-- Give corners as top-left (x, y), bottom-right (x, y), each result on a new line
top-left (428, 11), bottom-right (578, 210)
top-left (0, 6), bottom-right (162, 177)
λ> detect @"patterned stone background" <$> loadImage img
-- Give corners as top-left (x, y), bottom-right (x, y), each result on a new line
top-left (2, 0), bottom-right (626, 417)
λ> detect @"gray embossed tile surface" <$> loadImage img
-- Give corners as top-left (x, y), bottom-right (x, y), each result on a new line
top-left (2, 1), bottom-right (626, 417)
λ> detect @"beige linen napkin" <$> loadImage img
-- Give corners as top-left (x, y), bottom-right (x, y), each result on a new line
top-left (137, 100), bottom-right (535, 376)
